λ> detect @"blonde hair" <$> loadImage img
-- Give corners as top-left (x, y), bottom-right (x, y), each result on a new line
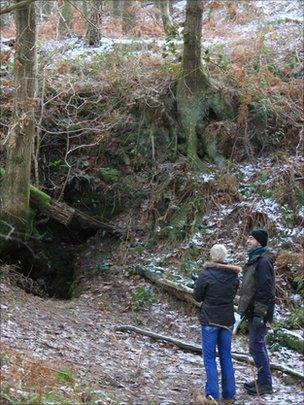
top-left (210, 244), bottom-right (227, 262)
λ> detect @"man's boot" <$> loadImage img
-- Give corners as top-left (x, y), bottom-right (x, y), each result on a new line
top-left (243, 380), bottom-right (256, 390)
top-left (246, 384), bottom-right (273, 396)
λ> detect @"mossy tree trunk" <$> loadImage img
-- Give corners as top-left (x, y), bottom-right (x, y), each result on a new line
top-left (122, 0), bottom-right (135, 36)
top-left (86, 0), bottom-right (102, 46)
top-left (159, 0), bottom-right (174, 36)
top-left (0, 0), bottom-right (37, 236)
top-left (0, 167), bottom-right (120, 235)
top-left (58, 0), bottom-right (73, 37)
top-left (177, 0), bottom-right (209, 164)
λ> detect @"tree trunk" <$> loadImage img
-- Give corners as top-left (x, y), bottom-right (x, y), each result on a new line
top-left (122, 0), bottom-right (135, 36)
top-left (159, 0), bottom-right (174, 36)
top-left (177, 0), bottom-right (209, 164)
top-left (86, 0), bottom-right (102, 46)
top-left (59, 0), bottom-right (73, 37)
top-left (0, 0), bottom-right (37, 235)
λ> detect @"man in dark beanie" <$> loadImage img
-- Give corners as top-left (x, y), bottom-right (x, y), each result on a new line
top-left (238, 229), bottom-right (276, 396)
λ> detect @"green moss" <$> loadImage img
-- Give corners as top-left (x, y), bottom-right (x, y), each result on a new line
top-left (208, 92), bottom-right (233, 120)
top-left (267, 329), bottom-right (304, 354)
top-left (274, 308), bottom-right (304, 330)
top-left (29, 186), bottom-right (51, 213)
top-left (96, 167), bottom-right (120, 184)
top-left (56, 369), bottom-right (75, 384)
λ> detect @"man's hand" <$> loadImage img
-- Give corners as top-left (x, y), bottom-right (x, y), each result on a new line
top-left (252, 315), bottom-right (264, 330)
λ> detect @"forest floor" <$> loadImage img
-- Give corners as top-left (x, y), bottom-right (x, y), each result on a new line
top-left (1, 254), bottom-right (303, 405)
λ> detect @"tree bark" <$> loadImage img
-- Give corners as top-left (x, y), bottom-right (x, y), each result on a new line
top-left (115, 325), bottom-right (304, 381)
top-left (86, 0), bottom-right (102, 46)
top-left (177, 0), bottom-right (209, 164)
top-left (122, 0), bottom-right (135, 36)
top-left (0, 0), bottom-right (37, 235)
top-left (159, 0), bottom-right (174, 36)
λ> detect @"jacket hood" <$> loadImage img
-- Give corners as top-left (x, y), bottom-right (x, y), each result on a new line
top-left (203, 261), bottom-right (242, 274)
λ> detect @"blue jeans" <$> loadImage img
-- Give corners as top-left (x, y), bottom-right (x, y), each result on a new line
top-left (248, 320), bottom-right (272, 386)
top-left (201, 326), bottom-right (236, 400)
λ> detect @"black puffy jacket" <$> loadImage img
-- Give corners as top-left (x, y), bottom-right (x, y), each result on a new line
top-left (193, 262), bottom-right (241, 327)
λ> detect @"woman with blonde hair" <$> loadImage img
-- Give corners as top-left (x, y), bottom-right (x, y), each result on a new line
top-left (193, 244), bottom-right (241, 403)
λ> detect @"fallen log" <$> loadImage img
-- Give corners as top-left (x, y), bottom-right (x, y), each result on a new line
top-left (115, 325), bottom-right (304, 381)
top-left (136, 265), bottom-right (201, 307)
top-left (0, 167), bottom-right (122, 236)
top-left (137, 266), bottom-right (303, 354)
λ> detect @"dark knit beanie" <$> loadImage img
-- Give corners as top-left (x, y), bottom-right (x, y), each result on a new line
top-left (250, 229), bottom-right (268, 247)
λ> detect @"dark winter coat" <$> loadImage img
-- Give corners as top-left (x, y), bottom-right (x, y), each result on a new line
top-left (193, 262), bottom-right (241, 327)
top-left (238, 250), bottom-right (276, 323)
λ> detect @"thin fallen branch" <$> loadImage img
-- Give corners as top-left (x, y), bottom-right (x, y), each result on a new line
top-left (115, 325), bottom-right (304, 381)
top-left (115, 324), bottom-right (201, 353)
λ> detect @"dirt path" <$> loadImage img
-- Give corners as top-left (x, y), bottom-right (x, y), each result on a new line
top-left (1, 269), bottom-right (303, 404)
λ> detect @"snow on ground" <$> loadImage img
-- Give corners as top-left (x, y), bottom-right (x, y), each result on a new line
top-left (256, 0), bottom-right (303, 21)
top-left (1, 277), bottom-right (303, 404)
top-left (19, 0), bottom-right (302, 67)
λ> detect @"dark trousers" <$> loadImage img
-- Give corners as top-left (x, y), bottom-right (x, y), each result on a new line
top-left (248, 319), bottom-right (272, 386)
